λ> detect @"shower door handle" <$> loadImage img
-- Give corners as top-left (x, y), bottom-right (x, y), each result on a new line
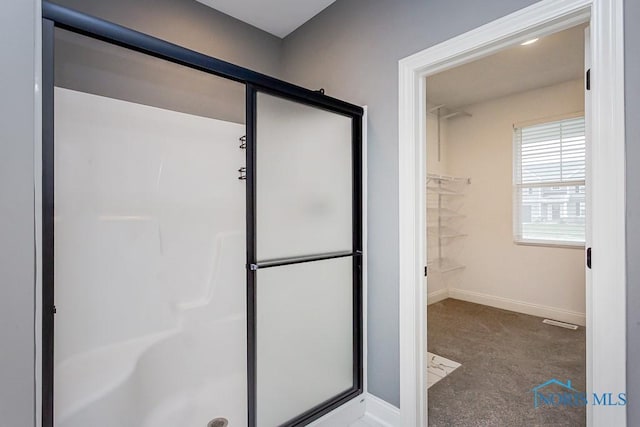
top-left (249, 250), bottom-right (361, 270)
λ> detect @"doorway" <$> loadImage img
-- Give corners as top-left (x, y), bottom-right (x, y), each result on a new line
top-left (397, 0), bottom-right (626, 426)
top-left (424, 23), bottom-right (588, 425)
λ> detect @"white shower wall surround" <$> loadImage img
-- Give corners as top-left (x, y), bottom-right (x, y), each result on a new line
top-left (54, 88), bottom-right (248, 427)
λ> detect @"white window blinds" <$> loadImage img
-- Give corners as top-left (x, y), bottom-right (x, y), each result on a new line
top-left (513, 116), bottom-right (586, 246)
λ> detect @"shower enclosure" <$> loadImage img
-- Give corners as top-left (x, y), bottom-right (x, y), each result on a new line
top-left (41, 3), bottom-right (363, 427)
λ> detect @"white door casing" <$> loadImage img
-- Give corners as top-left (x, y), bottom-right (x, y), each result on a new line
top-left (398, 0), bottom-right (625, 426)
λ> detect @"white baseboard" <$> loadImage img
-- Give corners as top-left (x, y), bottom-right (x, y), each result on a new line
top-left (448, 288), bottom-right (586, 326)
top-left (427, 288), bottom-right (448, 305)
top-left (307, 394), bottom-right (366, 426)
top-left (363, 393), bottom-right (401, 427)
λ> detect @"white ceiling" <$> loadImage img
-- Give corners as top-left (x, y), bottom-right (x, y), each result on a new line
top-left (427, 24), bottom-right (586, 109)
top-left (195, 0), bottom-right (336, 38)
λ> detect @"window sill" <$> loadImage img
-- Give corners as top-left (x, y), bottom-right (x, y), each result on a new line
top-left (514, 239), bottom-right (585, 249)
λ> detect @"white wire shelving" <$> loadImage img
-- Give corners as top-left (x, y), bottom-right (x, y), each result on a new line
top-left (426, 173), bottom-right (469, 274)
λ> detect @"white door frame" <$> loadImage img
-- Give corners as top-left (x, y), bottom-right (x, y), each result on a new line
top-left (397, 0), bottom-right (626, 426)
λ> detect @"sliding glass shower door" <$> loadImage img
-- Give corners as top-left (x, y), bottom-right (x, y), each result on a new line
top-left (247, 89), bottom-right (363, 426)
top-left (42, 5), bottom-right (363, 427)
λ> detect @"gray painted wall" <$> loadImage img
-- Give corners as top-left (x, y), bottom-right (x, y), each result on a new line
top-left (55, 0), bottom-right (283, 77)
top-left (53, 0), bottom-right (284, 123)
top-left (625, 0), bottom-right (639, 422)
top-left (281, 0), bottom-right (540, 406)
top-left (0, 1), bottom-right (37, 426)
top-left (54, 29), bottom-right (247, 124)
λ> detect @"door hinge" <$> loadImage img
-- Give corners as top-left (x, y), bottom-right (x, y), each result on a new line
top-left (586, 247), bottom-right (592, 269)
top-left (586, 69), bottom-right (591, 90)
top-left (424, 266), bottom-right (428, 277)
top-left (53, 305), bottom-right (57, 314)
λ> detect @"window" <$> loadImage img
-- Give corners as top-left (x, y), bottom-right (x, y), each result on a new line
top-left (513, 116), bottom-right (585, 246)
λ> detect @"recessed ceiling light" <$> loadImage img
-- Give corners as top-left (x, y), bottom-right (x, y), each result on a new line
top-left (521, 38), bottom-right (539, 46)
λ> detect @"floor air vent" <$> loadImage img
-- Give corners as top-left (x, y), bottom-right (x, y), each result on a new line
top-left (542, 319), bottom-right (578, 330)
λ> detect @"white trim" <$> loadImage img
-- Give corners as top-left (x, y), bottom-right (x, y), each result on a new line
top-left (513, 240), bottom-right (586, 249)
top-left (587, 1), bottom-right (626, 425)
top-left (584, 22), bottom-right (595, 427)
top-left (363, 393), bottom-right (401, 427)
top-left (398, 48), bottom-right (427, 427)
top-left (427, 288), bottom-right (448, 305)
top-left (398, 1), bottom-right (626, 426)
top-left (362, 106), bottom-right (369, 395)
top-left (427, 287), bottom-right (587, 325)
top-left (448, 288), bottom-right (586, 327)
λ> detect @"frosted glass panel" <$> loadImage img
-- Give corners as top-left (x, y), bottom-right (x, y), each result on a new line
top-left (256, 258), bottom-right (353, 426)
top-left (256, 93), bottom-right (353, 260)
top-left (54, 84), bottom-right (247, 427)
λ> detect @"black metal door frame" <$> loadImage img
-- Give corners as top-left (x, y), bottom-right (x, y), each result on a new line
top-left (41, 3), bottom-right (363, 427)
top-left (245, 85), bottom-right (363, 426)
